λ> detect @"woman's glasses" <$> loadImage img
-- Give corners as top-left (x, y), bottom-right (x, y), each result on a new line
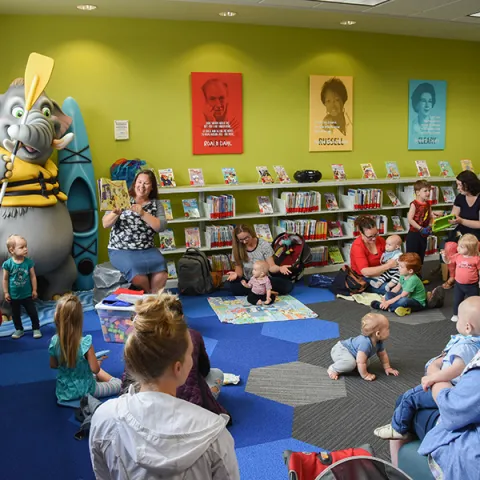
top-left (363, 232), bottom-right (378, 240)
top-left (237, 234), bottom-right (252, 243)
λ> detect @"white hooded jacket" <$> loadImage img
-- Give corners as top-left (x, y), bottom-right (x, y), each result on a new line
top-left (89, 387), bottom-right (240, 480)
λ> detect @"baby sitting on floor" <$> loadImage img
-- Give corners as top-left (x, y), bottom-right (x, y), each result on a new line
top-left (241, 260), bottom-right (276, 305)
top-left (370, 235), bottom-right (403, 291)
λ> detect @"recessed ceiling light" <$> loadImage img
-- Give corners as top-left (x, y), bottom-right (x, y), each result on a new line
top-left (219, 11), bottom-right (237, 17)
top-left (468, 11), bottom-right (480, 17)
top-left (340, 20), bottom-right (356, 25)
top-left (77, 4), bottom-right (97, 11)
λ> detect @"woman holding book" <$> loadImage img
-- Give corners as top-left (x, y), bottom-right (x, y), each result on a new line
top-left (102, 170), bottom-right (168, 293)
top-left (443, 171), bottom-right (480, 289)
top-left (350, 216), bottom-right (398, 294)
top-left (226, 224), bottom-right (294, 296)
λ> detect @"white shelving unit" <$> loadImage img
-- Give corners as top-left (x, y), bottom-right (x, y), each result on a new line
top-left (158, 176), bottom-right (456, 285)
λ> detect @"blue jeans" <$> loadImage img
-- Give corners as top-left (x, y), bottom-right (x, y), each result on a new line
top-left (385, 290), bottom-right (425, 312)
top-left (392, 385), bottom-right (437, 434)
top-left (413, 408), bottom-right (440, 440)
top-left (365, 277), bottom-right (387, 295)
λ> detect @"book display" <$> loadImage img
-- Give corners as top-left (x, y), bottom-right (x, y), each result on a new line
top-left (438, 161), bottom-right (454, 177)
top-left (385, 162), bottom-right (400, 179)
top-left (222, 168), bottom-right (238, 185)
top-left (182, 198), bottom-right (201, 219)
top-left (360, 163), bottom-right (377, 180)
top-left (158, 168), bottom-right (176, 187)
top-left (189, 168), bottom-right (205, 187)
top-left (159, 199), bottom-right (173, 221)
top-left (415, 160), bottom-right (431, 177)
top-left (273, 166), bottom-right (291, 184)
top-left (331, 164), bottom-right (346, 180)
top-left (256, 166), bottom-right (274, 184)
top-left (461, 159), bottom-right (474, 172)
top-left (254, 224), bottom-right (273, 243)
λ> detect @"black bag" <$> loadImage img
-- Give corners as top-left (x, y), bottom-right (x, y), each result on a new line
top-left (328, 265), bottom-right (368, 296)
top-left (177, 248), bottom-right (214, 295)
top-left (272, 233), bottom-right (312, 282)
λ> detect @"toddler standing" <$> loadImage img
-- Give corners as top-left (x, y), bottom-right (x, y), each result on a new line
top-left (328, 312), bottom-right (398, 381)
top-left (441, 233), bottom-right (480, 323)
top-left (49, 294), bottom-right (122, 403)
top-left (241, 260), bottom-right (276, 305)
top-left (2, 235), bottom-right (41, 339)
top-left (370, 235), bottom-right (403, 291)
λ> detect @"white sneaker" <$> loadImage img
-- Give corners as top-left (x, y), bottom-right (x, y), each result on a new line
top-left (33, 329), bottom-right (42, 339)
top-left (451, 315), bottom-right (459, 323)
top-left (373, 424), bottom-right (408, 440)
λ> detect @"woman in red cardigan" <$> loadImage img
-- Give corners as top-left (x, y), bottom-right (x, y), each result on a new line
top-left (350, 216), bottom-right (398, 294)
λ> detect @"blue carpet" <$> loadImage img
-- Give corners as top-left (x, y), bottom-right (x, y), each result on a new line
top-left (0, 283), bottom-right (338, 480)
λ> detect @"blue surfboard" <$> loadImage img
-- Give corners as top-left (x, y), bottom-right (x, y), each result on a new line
top-left (58, 97), bottom-right (98, 291)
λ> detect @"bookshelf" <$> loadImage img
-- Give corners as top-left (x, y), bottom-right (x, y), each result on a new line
top-left (158, 176), bottom-right (456, 286)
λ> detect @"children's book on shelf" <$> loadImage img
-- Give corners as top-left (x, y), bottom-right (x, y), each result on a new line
top-left (222, 168), bottom-right (238, 185)
top-left (328, 246), bottom-right (345, 264)
top-left (308, 246), bottom-right (329, 267)
top-left (182, 198), bottom-right (201, 218)
top-left (385, 162), bottom-right (400, 179)
top-left (440, 186), bottom-right (455, 204)
top-left (257, 196), bottom-right (274, 214)
top-left (158, 168), bottom-right (176, 187)
top-left (254, 224), bottom-right (273, 243)
top-left (167, 261), bottom-right (177, 279)
top-left (386, 190), bottom-right (401, 207)
top-left (328, 221), bottom-right (344, 238)
top-left (331, 164), bottom-right (346, 181)
top-left (206, 195), bottom-right (235, 219)
top-left (324, 193), bottom-right (339, 210)
top-left (278, 219), bottom-right (327, 240)
top-left (185, 227), bottom-right (201, 248)
top-left (159, 199), bottom-right (173, 221)
top-left (461, 159), bottom-right (474, 172)
top-left (415, 160), bottom-right (430, 178)
top-left (188, 168), bottom-right (205, 187)
top-left (256, 166), bottom-right (274, 184)
top-left (280, 191), bottom-right (320, 214)
top-left (273, 165), bottom-right (291, 184)
top-left (97, 178), bottom-right (131, 211)
top-left (158, 229), bottom-right (176, 251)
top-left (438, 161), bottom-right (454, 177)
top-left (360, 163), bottom-right (377, 180)
top-left (391, 216), bottom-right (404, 232)
top-left (205, 225), bottom-right (234, 248)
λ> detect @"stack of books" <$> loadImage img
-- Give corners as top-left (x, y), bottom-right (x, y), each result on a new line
top-left (279, 191), bottom-right (321, 214)
top-left (278, 219), bottom-right (328, 240)
top-left (205, 225), bottom-right (234, 248)
top-left (344, 188), bottom-right (382, 210)
top-left (205, 195), bottom-right (235, 219)
top-left (306, 246), bottom-right (329, 267)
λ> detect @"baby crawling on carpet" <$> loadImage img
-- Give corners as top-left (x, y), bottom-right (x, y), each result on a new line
top-left (241, 260), bottom-right (276, 305)
top-left (328, 313), bottom-right (399, 381)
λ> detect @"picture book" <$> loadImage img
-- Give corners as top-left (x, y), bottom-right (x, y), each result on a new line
top-left (461, 159), bottom-right (474, 172)
top-left (257, 196), bottom-right (274, 214)
top-left (222, 168), bottom-right (238, 185)
top-left (440, 186), bottom-right (455, 203)
top-left (415, 160), bottom-right (430, 178)
top-left (331, 164), bottom-right (347, 181)
top-left (167, 261), bottom-right (177, 279)
top-left (324, 193), bottom-right (339, 210)
top-left (385, 161), bottom-right (400, 179)
top-left (391, 216), bottom-right (404, 232)
top-left (185, 227), bottom-right (201, 248)
top-left (254, 224), bottom-right (273, 243)
top-left (256, 166), bottom-right (274, 184)
top-left (158, 229), bottom-right (176, 251)
top-left (328, 221), bottom-right (344, 238)
top-left (98, 178), bottom-right (131, 211)
top-left (273, 165), bottom-right (291, 184)
top-left (182, 198), bottom-right (201, 218)
top-left (386, 190), bottom-right (401, 207)
top-left (438, 161), bottom-right (454, 177)
top-left (360, 163), bottom-right (377, 180)
top-left (188, 168), bottom-right (205, 187)
top-left (159, 199), bottom-right (173, 221)
top-left (328, 246), bottom-right (345, 264)
top-left (158, 168), bottom-right (176, 188)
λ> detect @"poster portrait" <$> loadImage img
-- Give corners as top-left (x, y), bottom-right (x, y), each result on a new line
top-left (309, 75), bottom-right (353, 152)
top-left (408, 80), bottom-right (446, 150)
top-left (191, 72), bottom-right (243, 155)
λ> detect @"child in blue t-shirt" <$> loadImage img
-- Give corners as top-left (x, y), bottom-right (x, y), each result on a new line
top-left (328, 312), bottom-right (399, 382)
top-left (2, 235), bottom-right (41, 339)
top-left (374, 295), bottom-right (480, 440)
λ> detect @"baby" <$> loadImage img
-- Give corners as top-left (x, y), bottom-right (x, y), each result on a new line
top-left (374, 296), bottom-right (480, 440)
top-left (370, 235), bottom-right (403, 291)
top-left (241, 260), bottom-right (275, 305)
top-left (328, 312), bottom-right (398, 382)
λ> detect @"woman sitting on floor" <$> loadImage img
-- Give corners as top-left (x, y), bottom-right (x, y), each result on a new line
top-left (89, 292), bottom-right (240, 479)
top-left (102, 169), bottom-right (168, 293)
top-left (226, 224), bottom-right (294, 296)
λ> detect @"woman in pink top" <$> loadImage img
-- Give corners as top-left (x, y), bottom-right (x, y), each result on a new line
top-left (350, 216), bottom-right (397, 294)
top-left (441, 234), bottom-right (480, 323)
top-left (241, 260), bottom-right (275, 305)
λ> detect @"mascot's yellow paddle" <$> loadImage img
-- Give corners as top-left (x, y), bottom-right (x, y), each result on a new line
top-left (0, 52), bottom-right (55, 205)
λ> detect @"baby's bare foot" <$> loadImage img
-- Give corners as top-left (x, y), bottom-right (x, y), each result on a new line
top-left (327, 367), bottom-right (339, 380)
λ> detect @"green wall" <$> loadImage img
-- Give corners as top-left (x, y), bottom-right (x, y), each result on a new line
top-left (1, 15), bottom-right (479, 261)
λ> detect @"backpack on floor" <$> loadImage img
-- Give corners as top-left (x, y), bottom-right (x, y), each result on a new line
top-left (177, 248), bottom-right (214, 295)
top-left (328, 265), bottom-right (368, 296)
top-left (272, 233), bottom-right (312, 281)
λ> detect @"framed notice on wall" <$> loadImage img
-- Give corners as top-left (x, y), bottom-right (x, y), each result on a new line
top-left (309, 75), bottom-right (353, 152)
top-left (191, 72), bottom-right (243, 155)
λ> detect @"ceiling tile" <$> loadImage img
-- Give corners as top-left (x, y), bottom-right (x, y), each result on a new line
top-left (369, 0), bottom-right (457, 16)
top-left (411, 0), bottom-right (480, 20)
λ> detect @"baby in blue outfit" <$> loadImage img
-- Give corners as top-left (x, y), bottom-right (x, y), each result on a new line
top-left (374, 296), bottom-right (480, 440)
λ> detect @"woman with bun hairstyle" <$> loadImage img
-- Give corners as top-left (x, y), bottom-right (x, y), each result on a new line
top-left (89, 292), bottom-right (239, 480)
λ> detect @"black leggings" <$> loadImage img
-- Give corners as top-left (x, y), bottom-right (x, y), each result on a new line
top-left (406, 231), bottom-right (427, 264)
top-left (11, 297), bottom-right (40, 331)
top-left (228, 276), bottom-right (294, 296)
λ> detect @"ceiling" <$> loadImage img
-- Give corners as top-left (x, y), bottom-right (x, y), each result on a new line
top-left (1, 0), bottom-right (480, 42)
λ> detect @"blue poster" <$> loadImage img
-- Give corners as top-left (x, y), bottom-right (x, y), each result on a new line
top-left (408, 80), bottom-right (446, 150)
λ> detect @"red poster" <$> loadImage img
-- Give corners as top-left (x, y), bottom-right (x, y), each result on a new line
top-left (191, 72), bottom-right (243, 155)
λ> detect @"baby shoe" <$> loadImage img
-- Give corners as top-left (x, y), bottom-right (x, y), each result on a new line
top-left (374, 424), bottom-right (409, 440)
top-left (451, 315), bottom-right (458, 323)
top-left (394, 307), bottom-right (411, 317)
